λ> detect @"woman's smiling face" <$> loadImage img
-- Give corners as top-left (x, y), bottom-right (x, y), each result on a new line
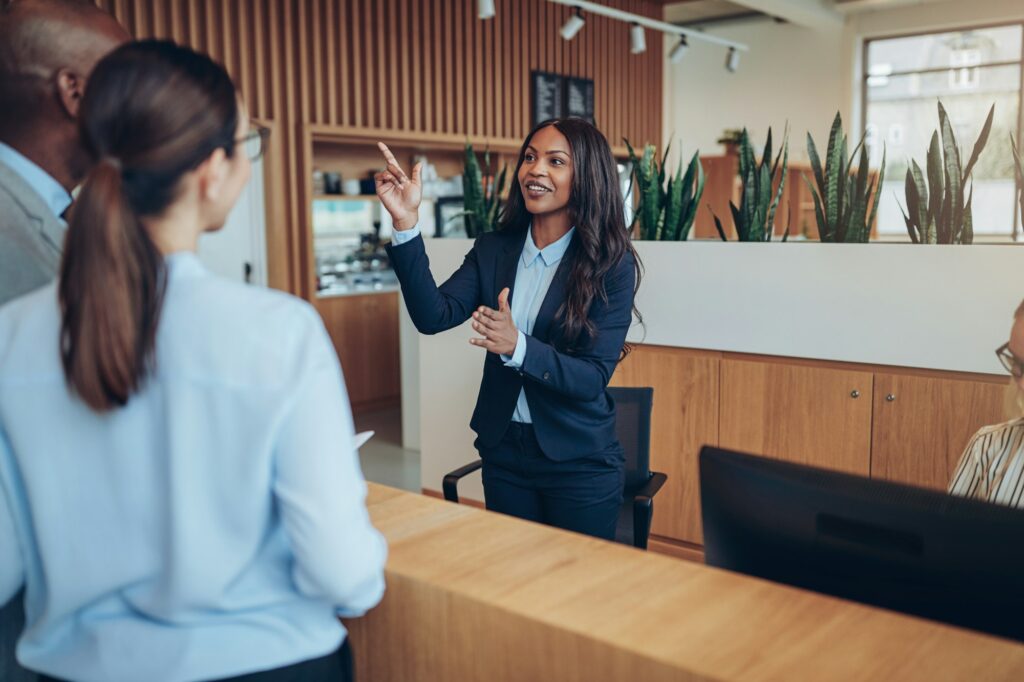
top-left (518, 124), bottom-right (573, 217)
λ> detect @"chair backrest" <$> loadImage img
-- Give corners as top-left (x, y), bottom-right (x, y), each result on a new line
top-left (608, 386), bottom-right (653, 493)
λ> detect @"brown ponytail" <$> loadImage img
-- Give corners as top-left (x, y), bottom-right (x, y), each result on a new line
top-left (57, 40), bottom-right (239, 411)
top-left (59, 157), bottom-right (166, 411)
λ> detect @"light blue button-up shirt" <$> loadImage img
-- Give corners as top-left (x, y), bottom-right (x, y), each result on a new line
top-left (0, 142), bottom-right (72, 220)
top-left (0, 253), bottom-right (387, 682)
top-left (393, 224), bottom-right (575, 423)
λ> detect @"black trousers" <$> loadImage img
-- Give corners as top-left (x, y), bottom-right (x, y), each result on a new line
top-left (479, 422), bottom-right (625, 540)
top-left (40, 638), bottom-right (353, 682)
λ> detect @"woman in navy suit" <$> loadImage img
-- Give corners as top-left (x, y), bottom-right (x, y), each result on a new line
top-left (376, 118), bottom-right (641, 540)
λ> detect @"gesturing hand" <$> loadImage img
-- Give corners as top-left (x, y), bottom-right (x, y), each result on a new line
top-left (470, 288), bottom-right (518, 356)
top-left (374, 142), bottom-right (422, 231)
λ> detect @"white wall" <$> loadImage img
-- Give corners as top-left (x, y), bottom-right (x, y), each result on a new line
top-left (662, 12), bottom-right (845, 167)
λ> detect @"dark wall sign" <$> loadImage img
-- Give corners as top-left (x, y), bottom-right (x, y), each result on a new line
top-left (531, 71), bottom-right (595, 127)
top-left (531, 71), bottom-right (564, 126)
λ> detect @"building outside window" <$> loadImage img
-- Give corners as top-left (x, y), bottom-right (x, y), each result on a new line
top-left (863, 24), bottom-right (1023, 239)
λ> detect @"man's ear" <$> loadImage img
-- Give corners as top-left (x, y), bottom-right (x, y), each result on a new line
top-left (55, 68), bottom-right (86, 119)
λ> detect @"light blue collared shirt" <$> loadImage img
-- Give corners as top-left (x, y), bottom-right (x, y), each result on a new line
top-left (0, 142), bottom-right (72, 220)
top-left (0, 253), bottom-right (387, 682)
top-left (392, 224), bottom-right (575, 423)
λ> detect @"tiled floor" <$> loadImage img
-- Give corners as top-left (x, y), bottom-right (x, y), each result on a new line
top-left (354, 407), bottom-right (421, 493)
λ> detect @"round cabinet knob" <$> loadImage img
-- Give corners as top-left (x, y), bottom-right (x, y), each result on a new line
top-left (850, 390), bottom-right (860, 399)
top-left (886, 394), bottom-right (896, 402)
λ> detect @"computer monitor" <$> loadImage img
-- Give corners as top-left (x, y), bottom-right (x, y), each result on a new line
top-left (699, 446), bottom-right (1024, 642)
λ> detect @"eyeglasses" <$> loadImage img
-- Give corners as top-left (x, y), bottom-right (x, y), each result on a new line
top-left (236, 125), bottom-right (271, 162)
top-left (996, 342), bottom-right (1024, 379)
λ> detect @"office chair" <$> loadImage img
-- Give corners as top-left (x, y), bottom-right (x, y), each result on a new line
top-left (442, 386), bottom-right (667, 549)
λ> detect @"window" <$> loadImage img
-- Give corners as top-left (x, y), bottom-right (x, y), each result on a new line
top-left (863, 24), bottom-right (1024, 239)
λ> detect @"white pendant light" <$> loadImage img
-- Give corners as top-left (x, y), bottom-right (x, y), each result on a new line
top-left (478, 0), bottom-right (495, 20)
top-left (669, 35), bottom-right (689, 64)
top-left (560, 7), bottom-right (585, 41)
top-left (726, 46), bottom-right (741, 73)
top-left (630, 23), bottom-right (646, 54)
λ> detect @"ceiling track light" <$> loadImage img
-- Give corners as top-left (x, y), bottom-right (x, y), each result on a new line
top-left (669, 35), bottom-right (689, 64)
top-left (478, 0), bottom-right (495, 20)
top-left (560, 7), bottom-right (585, 41)
top-left (726, 46), bottom-right (741, 72)
top-left (630, 22), bottom-right (646, 55)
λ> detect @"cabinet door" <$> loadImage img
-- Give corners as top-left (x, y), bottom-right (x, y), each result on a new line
top-left (611, 346), bottom-right (719, 545)
top-left (871, 373), bottom-right (1006, 490)
top-left (316, 293), bottom-right (401, 411)
top-left (719, 358), bottom-right (873, 475)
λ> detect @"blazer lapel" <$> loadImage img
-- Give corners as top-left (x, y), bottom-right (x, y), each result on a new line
top-left (531, 236), bottom-right (577, 343)
top-left (493, 228), bottom-right (527, 309)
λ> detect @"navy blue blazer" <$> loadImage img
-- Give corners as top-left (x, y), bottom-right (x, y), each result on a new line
top-left (386, 228), bottom-right (636, 461)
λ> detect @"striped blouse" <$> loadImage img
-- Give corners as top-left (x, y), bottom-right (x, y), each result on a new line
top-left (948, 418), bottom-right (1024, 509)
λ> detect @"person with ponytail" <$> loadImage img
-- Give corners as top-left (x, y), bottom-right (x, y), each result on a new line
top-left (0, 41), bottom-right (385, 682)
top-left (377, 118), bottom-right (642, 540)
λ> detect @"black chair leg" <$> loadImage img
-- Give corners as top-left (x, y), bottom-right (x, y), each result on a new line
top-left (633, 499), bottom-right (653, 550)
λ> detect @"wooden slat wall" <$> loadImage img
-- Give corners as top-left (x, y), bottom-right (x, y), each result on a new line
top-left (93, 0), bottom-right (663, 295)
top-left (91, 0), bottom-right (663, 414)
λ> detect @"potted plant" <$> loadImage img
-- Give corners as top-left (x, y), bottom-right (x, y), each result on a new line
top-left (898, 102), bottom-right (994, 244)
top-left (460, 144), bottom-right (507, 238)
top-left (623, 139), bottom-right (705, 241)
top-left (804, 112), bottom-right (886, 243)
top-left (712, 127), bottom-right (790, 241)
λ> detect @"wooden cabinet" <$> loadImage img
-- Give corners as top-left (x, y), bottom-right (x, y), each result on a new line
top-left (615, 346), bottom-right (1007, 550)
top-left (719, 359), bottom-right (873, 476)
top-left (871, 373), bottom-right (1007, 490)
top-left (611, 346), bottom-right (719, 544)
top-left (315, 292), bottom-right (401, 413)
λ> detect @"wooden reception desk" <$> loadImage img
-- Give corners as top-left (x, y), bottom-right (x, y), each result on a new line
top-left (344, 484), bottom-right (1024, 681)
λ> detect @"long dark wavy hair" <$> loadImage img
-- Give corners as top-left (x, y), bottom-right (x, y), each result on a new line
top-left (59, 40), bottom-right (239, 411)
top-left (499, 118), bottom-right (642, 355)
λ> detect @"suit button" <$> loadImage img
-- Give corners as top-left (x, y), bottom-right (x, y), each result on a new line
top-left (543, 372), bottom-right (551, 381)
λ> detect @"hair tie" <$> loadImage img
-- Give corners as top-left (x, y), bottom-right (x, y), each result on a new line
top-left (101, 156), bottom-right (123, 171)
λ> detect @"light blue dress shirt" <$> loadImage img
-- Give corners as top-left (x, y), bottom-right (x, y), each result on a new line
top-left (0, 253), bottom-right (387, 682)
top-left (0, 142), bottom-right (72, 220)
top-left (392, 224), bottom-right (575, 423)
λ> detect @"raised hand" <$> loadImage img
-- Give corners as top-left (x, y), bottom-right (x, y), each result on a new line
top-left (374, 142), bottom-right (422, 231)
top-left (470, 287), bottom-right (518, 356)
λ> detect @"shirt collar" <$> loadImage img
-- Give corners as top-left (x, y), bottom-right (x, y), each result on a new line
top-left (0, 142), bottom-right (73, 220)
top-left (523, 225), bottom-right (575, 268)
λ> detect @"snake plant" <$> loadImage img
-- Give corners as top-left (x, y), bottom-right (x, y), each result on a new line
top-left (898, 102), bottom-right (994, 245)
top-left (1013, 134), bottom-right (1024, 234)
top-left (461, 144), bottom-right (507, 238)
top-left (713, 127), bottom-right (790, 242)
top-left (623, 139), bottom-right (705, 241)
top-left (804, 113), bottom-right (885, 243)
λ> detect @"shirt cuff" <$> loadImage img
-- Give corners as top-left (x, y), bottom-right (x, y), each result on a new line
top-left (502, 331), bottom-right (527, 369)
top-left (390, 224), bottom-right (421, 245)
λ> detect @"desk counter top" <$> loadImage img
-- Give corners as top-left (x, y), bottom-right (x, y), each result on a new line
top-left (346, 483), bottom-right (1024, 681)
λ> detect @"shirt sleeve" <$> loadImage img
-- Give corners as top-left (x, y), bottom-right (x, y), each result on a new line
top-left (0, 428), bottom-right (26, 608)
top-left (501, 330), bottom-right (527, 369)
top-left (390, 224), bottom-right (421, 245)
top-left (948, 427), bottom-right (991, 500)
top-left (273, 309), bottom-right (387, 618)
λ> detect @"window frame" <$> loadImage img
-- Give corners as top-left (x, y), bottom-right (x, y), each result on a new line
top-left (860, 21), bottom-right (1024, 240)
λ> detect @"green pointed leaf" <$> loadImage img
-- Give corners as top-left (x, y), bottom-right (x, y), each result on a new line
top-left (962, 103), bottom-right (994, 183)
top-left (804, 173), bottom-right (829, 241)
top-left (866, 147), bottom-right (886, 242)
top-left (807, 131), bottom-right (826, 200)
top-left (713, 211), bottom-right (729, 241)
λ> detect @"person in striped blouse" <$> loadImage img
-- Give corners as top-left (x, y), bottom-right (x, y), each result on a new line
top-left (948, 300), bottom-right (1024, 508)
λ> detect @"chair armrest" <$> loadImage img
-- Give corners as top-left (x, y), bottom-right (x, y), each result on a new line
top-left (634, 471), bottom-right (667, 503)
top-left (442, 459), bottom-right (483, 503)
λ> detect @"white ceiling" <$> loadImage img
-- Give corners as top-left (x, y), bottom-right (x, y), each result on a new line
top-left (666, 0), bottom-right (954, 27)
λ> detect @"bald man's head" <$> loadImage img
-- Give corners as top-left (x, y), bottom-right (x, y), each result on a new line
top-left (0, 0), bottom-right (128, 185)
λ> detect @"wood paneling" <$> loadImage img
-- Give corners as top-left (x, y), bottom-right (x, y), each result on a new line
top-left (94, 0), bottom-right (664, 295)
top-left (611, 345), bottom-right (720, 544)
top-left (871, 373), bottom-right (1007, 490)
top-left (314, 292), bottom-right (401, 412)
top-left (347, 483), bottom-right (1024, 682)
top-left (719, 358), bottom-right (874, 476)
